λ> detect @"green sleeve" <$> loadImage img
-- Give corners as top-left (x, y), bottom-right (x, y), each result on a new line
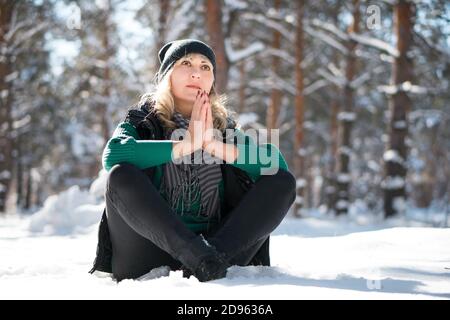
top-left (102, 121), bottom-right (174, 172)
top-left (230, 129), bottom-right (289, 181)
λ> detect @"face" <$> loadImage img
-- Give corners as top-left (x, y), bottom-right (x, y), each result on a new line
top-left (170, 53), bottom-right (214, 116)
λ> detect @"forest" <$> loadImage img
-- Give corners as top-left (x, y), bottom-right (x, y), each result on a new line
top-left (0, 0), bottom-right (448, 221)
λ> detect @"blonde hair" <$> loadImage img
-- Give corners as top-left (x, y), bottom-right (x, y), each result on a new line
top-left (139, 54), bottom-right (236, 132)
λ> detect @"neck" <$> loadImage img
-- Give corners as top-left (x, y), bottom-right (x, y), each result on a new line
top-left (173, 98), bottom-right (192, 118)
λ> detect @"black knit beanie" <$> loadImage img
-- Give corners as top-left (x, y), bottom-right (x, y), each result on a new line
top-left (157, 39), bottom-right (216, 84)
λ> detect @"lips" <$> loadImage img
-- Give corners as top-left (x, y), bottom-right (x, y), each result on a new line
top-left (186, 85), bottom-right (201, 90)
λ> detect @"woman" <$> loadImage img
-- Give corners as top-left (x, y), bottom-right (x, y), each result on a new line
top-left (92, 39), bottom-right (296, 282)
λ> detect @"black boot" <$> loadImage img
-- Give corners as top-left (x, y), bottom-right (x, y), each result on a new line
top-left (181, 250), bottom-right (231, 282)
top-left (193, 251), bottom-right (231, 282)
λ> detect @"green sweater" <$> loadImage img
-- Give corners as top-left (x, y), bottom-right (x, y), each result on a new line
top-left (102, 121), bottom-right (288, 233)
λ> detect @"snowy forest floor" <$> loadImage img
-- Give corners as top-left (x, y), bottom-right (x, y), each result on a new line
top-left (1, 206), bottom-right (449, 300)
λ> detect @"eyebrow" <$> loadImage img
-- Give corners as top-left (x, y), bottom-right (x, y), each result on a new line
top-left (185, 56), bottom-right (212, 65)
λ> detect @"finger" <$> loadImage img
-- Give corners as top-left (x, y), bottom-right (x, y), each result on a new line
top-left (206, 101), bottom-right (212, 129)
top-left (192, 90), bottom-right (202, 119)
top-left (200, 99), bottom-right (207, 124)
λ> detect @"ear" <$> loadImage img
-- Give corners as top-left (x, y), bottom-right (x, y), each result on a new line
top-left (158, 41), bottom-right (174, 63)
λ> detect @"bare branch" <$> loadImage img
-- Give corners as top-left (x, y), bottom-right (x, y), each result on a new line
top-left (304, 25), bottom-right (349, 55)
top-left (309, 18), bottom-right (350, 42)
top-left (242, 12), bottom-right (295, 43)
top-left (317, 68), bottom-right (347, 88)
top-left (349, 32), bottom-right (400, 58)
top-left (304, 79), bottom-right (329, 96)
top-left (225, 39), bottom-right (265, 63)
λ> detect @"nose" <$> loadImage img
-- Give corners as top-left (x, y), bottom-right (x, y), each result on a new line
top-left (190, 66), bottom-right (201, 80)
top-left (190, 72), bottom-right (200, 80)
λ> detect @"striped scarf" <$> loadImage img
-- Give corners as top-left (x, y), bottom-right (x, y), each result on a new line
top-left (159, 111), bottom-right (223, 220)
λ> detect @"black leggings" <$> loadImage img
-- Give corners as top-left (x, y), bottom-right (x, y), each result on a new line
top-left (105, 162), bottom-right (296, 281)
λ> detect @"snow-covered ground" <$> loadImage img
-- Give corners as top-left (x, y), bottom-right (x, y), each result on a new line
top-left (0, 171), bottom-right (449, 299)
top-left (1, 213), bottom-right (449, 299)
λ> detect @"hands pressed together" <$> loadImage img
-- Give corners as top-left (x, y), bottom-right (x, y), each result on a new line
top-left (172, 89), bottom-right (239, 163)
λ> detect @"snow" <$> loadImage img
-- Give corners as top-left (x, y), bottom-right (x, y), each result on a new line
top-left (336, 200), bottom-right (349, 210)
top-left (394, 121), bottom-right (407, 129)
top-left (349, 33), bottom-right (399, 58)
top-left (381, 176), bottom-right (406, 190)
top-left (66, 121), bottom-right (105, 159)
top-left (339, 146), bottom-right (353, 157)
top-left (1, 174), bottom-right (450, 299)
top-left (224, 0), bottom-right (248, 10)
top-left (1, 209), bottom-right (449, 299)
top-left (225, 40), bottom-right (265, 63)
top-left (237, 112), bottom-right (259, 127)
top-left (5, 71), bottom-right (19, 83)
top-left (305, 25), bottom-right (349, 55)
top-left (1, 89), bottom-right (9, 99)
top-left (379, 82), bottom-right (431, 95)
top-left (28, 185), bottom-right (102, 235)
top-left (0, 170), bottom-right (11, 179)
top-left (310, 19), bottom-right (349, 43)
top-left (304, 79), bottom-right (328, 96)
top-left (296, 178), bottom-right (307, 188)
top-left (166, 1), bottom-right (195, 41)
top-left (383, 150), bottom-right (405, 166)
top-left (318, 64), bottom-right (345, 88)
top-left (337, 112), bottom-right (356, 122)
top-left (242, 13), bottom-right (294, 43)
top-left (295, 196), bottom-right (303, 205)
top-left (368, 160), bottom-right (381, 172)
top-left (337, 174), bottom-right (351, 184)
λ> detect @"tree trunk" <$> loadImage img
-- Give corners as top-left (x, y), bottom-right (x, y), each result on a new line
top-left (325, 98), bottom-right (339, 212)
top-left (266, 0), bottom-right (282, 135)
top-left (0, 1), bottom-right (14, 213)
top-left (100, 0), bottom-right (111, 148)
top-left (204, 0), bottom-right (229, 93)
top-left (335, 0), bottom-right (360, 215)
top-left (326, 3), bottom-right (341, 214)
top-left (16, 136), bottom-right (24, 209)
top-left (293, 0), bottom-right (305, 217)
top-left (25, 166), bottom-right (32, 210)
top-left (93, 0), bottom-right (112, 177)
top-left (237, 33), bottom-right (247, 115)
top-left (384, 0), bottom-right (414, 217)
top-left (157, 0), bottom-right (170, 54)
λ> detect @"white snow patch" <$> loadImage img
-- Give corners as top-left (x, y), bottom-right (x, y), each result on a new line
top-left (226, 39), bottom-right (264, 63)
top-left (336, 200), bottom-right (349, 210)
top-left (89, 169), bottom-right (108, 201)
top-left (1, 89), bottom-right (8, 99)
top-left (337, 112), bottom-right (356, 122)
top-left (295, 196), bottom-right (303, 205)
top-left (296, 178), bottom-right (307, 188)
top-left (339, 146), bottom-right (353, 157)
top-left (238, 112), bottom-right (259, 127)
top-left (28, 171), bottom-right (106, 235)
top-left (0, 212), bottom-right (449, 299)
top-left (383, 150), bottom-right (405, 165)
top-left (381, 177), bottom-right (405, 190)
top-left (0, 170), bottom-right (11, 179)
top-left (337, 174), bottom-right (351, 184)
top-left (394, 121), bottom-right (407, 129)
top-left (224, 0), bottom-right (248, 10)
top-left (28, 185), bottom-right (103, 235)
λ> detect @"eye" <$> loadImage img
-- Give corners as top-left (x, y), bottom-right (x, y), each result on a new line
top-left (202, 65), bottom-right (211, 71)
top-left (181, 60), bottom-right (191, 66)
